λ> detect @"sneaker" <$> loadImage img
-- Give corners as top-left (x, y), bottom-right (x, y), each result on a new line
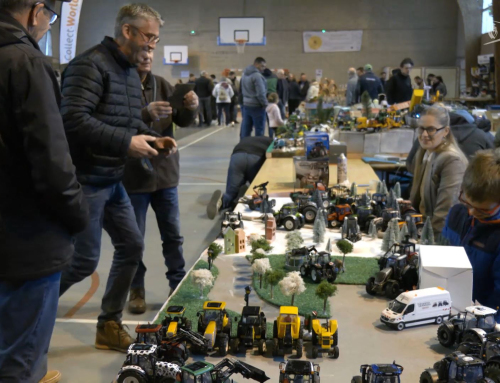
top-left (39, 371), bottom-right (61, 383)
top-left (207, 190), bottom-right (223, 220)
top-left (231, 122), bottom-right (235, 127)
top-left (128, 287), bottom-right (146, 314)
top-left (95, 321), bottom-right (134, 353)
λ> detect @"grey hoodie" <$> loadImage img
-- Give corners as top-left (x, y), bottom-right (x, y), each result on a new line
top-left (346, 74), bottom-right (358, 105)
top-left (241, 64), bottom-right (268, 108)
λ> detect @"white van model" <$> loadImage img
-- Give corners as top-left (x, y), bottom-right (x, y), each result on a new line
top-left (380, 287), bottom-right (451, 331)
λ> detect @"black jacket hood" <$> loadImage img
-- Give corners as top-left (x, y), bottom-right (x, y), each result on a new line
top-left (0, 12), bottom-right (39, 50)
top-left (451, 124), bottom-right (477, 144)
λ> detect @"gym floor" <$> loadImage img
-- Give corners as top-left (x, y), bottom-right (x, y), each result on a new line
top-left (51, 124), bottom-right (240, 382)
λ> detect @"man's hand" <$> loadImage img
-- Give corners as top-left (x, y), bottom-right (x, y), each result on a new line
top-left (184, 91), bottom-right (199, 111)
top-left (128, 135), bottom-right (158, 158)
top-left (147, 101), bottom-right (172, 121)
top-left (154, 136), bottom-right (178, 155)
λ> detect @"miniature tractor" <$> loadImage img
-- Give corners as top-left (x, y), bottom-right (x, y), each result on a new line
top-left (279, 360), bottom-right (321, 383)
top-left (174, 358), bottom-right (270, 383)
top-left (245, 181), bottom-right (276, 212)
top-left (135, 324), bottom-right (164, 345)
top-left (371, 193), bottom-right (388, 217)
top-left (352, 363), bottom-right (404, 383)
top-left (310, 141), bottom-right (328, 159)
top-left (366, 242), bottom-right (419, 299)
top-left (357, 206), bottom-right (377, 232)
top-left (299, 250), bottom-right (341, 284)
top-left (420, 352), bottom-right (494, 383)
top-left (232, 306), bottom-right (267, 355)
top-left (161, 306), bottom-right (192, 339)
top-left (272, 306), bottom-right (304, 358)
top-left (437, 306), bottom-right (500, 348)
top-left (196, 301), bottom-right (232, 356)
top-left (327, 204), bottom-right (353, 228)
top-left (274, 203), bottom-right (306, 231)
top-left (220, 211), bottom-right (244, 234)
top-left (305, 311), bottom-right (340, 359)
top-left (342, 216), bottom-right (363, 243)
top-left (372, 209), bottom-right (400, 233)
top-left (458, 332), bottom-right (500, 382)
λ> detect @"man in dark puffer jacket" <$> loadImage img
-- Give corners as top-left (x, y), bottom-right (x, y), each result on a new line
top-left (59, 4), bottom-right (175, 353)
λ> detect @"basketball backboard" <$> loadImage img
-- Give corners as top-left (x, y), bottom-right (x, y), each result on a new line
top-left (218, 17), bottom-right (265, 46)
top-left (163, 46), bottom-right (188, 65)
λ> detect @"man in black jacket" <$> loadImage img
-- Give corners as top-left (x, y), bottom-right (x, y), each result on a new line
top-left (0, 0), bottom-right (89, 381)
top-left (59, 4), bottom-right (175, 353)
top-left (123, 49), bottom-right (198, 314)
top-left (386, 58), bottom-right (414, 104)
top-left (355, 64), bottom-right (384, 101)
top-left (298, 73), bottom-right (310, 101)
top-left (194, 71), bottom-right (214, 126)
top-left (276, 69), bottom-right (289, 119)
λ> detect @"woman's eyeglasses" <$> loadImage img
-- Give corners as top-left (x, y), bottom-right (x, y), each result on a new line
top-left (33, 2), bottom-right (60, 25)
top-left (417, 126), bottom-right (446, 137)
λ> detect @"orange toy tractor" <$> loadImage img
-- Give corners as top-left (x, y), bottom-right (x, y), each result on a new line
top-left (326, 204), bottom-right (353, 228)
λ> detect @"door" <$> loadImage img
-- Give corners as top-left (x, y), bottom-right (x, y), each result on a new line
top-left (404, 304), bottom-right (415, 321)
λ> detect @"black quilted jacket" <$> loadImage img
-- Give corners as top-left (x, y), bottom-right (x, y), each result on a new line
top-left (61, 37), bottom-right (158, 186)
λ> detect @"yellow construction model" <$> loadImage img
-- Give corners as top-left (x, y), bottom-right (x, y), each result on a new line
top-left (196, 301), bottom-right (232, 356)
top-left (272, 306), bottom-right (304, 357)
top-left (306, 311), bottom-right (340, 359)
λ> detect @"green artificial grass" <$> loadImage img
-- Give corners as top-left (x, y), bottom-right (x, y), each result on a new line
top-left (248, 254), bottom-right (379, 319)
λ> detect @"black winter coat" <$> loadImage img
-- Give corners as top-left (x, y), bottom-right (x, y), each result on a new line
top-left (386, 69), bottom-right (413, 104)
top-left (288, 80), bottom-right (302, 100)
top-left (277, 78), bottom-right (289, 104)
top-left (194, 76), bottom-right (214, 98)
top-left (123, 73), bottom-right (196, 193)
top-left (0, 13), bottom-right (88, 281)
top-left (61, 37), bottom-right (158, 186)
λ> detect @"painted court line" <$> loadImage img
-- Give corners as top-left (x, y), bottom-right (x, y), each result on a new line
top-left (178, 126), bottom-right (226, 152)
top-left (56, 319), bottom-right (150, 325)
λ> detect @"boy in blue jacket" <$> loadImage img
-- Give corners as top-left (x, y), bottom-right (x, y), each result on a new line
top-left (442, 149), bottom-right (500, 320)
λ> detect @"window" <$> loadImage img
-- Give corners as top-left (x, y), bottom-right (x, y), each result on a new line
top-left (38, 30), bottom-right (52, 57)
top-left (405, 304), bottom-right (414, 315)
top-left (482, 0), bottom-right (494, 35)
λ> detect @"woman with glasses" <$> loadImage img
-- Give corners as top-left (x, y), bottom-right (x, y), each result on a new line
top-left (407, 105), bottom-right (468, 237)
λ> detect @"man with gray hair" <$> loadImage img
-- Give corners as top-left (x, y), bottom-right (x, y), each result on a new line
top-left (0, 0), bottom-right (89, 381)
top-left (276, 69), bottom-right (289, 119)
top-left (59, 3), bottom-right (175, 353)
top-left (194, 70), bottom-right (214, 126)
top-left (345, 67), bottom-right (358, 105)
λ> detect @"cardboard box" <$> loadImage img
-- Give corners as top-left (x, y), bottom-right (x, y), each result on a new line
top-left (418, 245), bottom-right (473, 312)
top-left (304, 132), bottom-right (330, 161)
top-left (293, 156), bottom-right (329, 188)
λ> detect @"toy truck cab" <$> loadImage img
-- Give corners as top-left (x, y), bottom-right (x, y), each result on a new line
top-left (352, 363), bottom-right (404, 383)
top-left (327, 204), bottom-right (353, 228)
top-left (135, 324), bottom-right (163, 345)
top-left (357, 206), bottom-right (376, 232)
top-left (233, 306), bottom-right (267, 355)
top-left (371, 193), bottom-right (387, 216)
top-left (221, 212), bottom-right (244, 232)
top-left (273, 306), bottom-right (304, 357)
top-left (380, 287), bottom-right (452, 331)
top-left (438, 306), bottom-right (500, 348)
top-left (275, 203), bottom-right (306, 231)
top-left (162, 306), bottom-right (192, 339)
top-left (420, 352), bottom-right (493, 383)
top-left (279, 360), bottom-right (320, 383)
top-left (197, 301), bottom-right (231, 356)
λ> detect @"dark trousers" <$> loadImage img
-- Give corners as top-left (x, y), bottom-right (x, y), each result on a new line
top-left (269, 127), bottom-right (278, 139)
top-left (229, 97), bottom-right (238, 122)
top-left (60, 182), bottom-right (143, 325)
top-left (217, 103), bottom-right (231, 125)
top-left (0, 272), bottom-right (60, 382)
top-left (128, 187), bottom-right (186, 290)
top-left (288, 99), bottom-right (301, 116)
top-left (278, 100), bottom-right (286, 119)
top-left (240, 105), bottom-right (266, 139)
top-left (198, 97), bottom-right (212, 126)
top-left (222, 153), bottom-right (264, 209)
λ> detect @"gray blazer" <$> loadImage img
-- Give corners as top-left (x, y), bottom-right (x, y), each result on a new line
top-left (408, 147), bottom-right (468, 235)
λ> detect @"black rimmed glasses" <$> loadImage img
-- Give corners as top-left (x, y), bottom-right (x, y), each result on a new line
top-left (417, 126), bottom-right (446, 137)
top-left (33, 2), bottom-right (59, 25)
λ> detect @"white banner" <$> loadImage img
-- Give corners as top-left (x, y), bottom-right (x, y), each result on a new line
top-left (60, 0), bottom-right (83, 64)
top-left (303, 30), bottom-right (363, 53)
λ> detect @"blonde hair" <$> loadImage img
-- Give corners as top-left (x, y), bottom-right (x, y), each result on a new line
top-left (115, 4), bottom-right (164, 39)
top-left (462, 149), bottom-right (500, 203)
top-left (267, 92), bottom-right (279, 104)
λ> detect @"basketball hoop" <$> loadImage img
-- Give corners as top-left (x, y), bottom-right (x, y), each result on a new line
top-left (172, 60), bottom-right (180, 64)
top-left (235, 39), bottom-right (247, 54)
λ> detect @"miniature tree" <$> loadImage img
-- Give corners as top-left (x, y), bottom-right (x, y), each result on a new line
top-left (285, 230), bottom-right (304, 251)
top-left (389, 218), bottom-right (400, 242)
top-left (191, 269), bottom-right (214, 299)
top-left (312, 189), bottom-right (324, 209)
top-left (247, 233), bottom-right (261, 245)
top-left (407, 217), bottom-right (418, 240)
top-left (350, 182), bottom-right (358, 197)
top-left (394, 198), bottom-right (401, 218)
top-left (325, 238), bottom-right (332, 252)
top-left (376, 181), bottom-right (383, 194)
top-left (207, 242), bottom-right (223, 271)
top-left (387, 190), bottom-right (393, 209)
top-left (399, 222), bottom-right (409, 243)
top-left (315, 281), bottom-right (338, 315)
top-left (381, 223), bottom-right (396, 252)
top-left (279, 271), bottom-right (306, 306)
top-left (382, 180), bottom-right (389, 195)
top-left (361, 90), bottom-right (372, 118)
top-left (251, 236), bottom-right (273, 253)
top-left (251, 248), bottom-right (267, 263)
top-left (265, 269), bottom-right (285, 299)
top-left (420, 217), bottom-right (435, 245)
top-left (336, 239), bottom-right (354, 272)
top-left (313, 208), bottom-right (326, 244)
top-left (394, 182), bottom-right (402, 199)
top-left (253, 258), bottom-right (271, 289)
top-left (368, 220), bottom-right (378, 239)
top-left (436, 234), bottom-right (451, 246)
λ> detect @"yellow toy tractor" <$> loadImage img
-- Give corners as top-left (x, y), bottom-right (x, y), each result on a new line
top-left (196, 301), bottom-right (232, 356)
top-left (305, 311), bottom-right (340, 359)
top-left (272, 306), bottom-right (304, 358)
top-left (161, 306), bottom-right (192, 338)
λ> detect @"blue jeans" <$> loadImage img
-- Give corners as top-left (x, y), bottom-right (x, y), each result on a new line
top-left (59, 182), bottom-right (143, 325)
top-left (217, 103), bottom-right (230, 125)
top-left (128, 187), bottom-right (186, 290)
top-left (222, 153), bottom-right (264, 209)
top-left (0, 272), bottom-right (61, 382)
top-left (240, 105), bottom-right (266, 139)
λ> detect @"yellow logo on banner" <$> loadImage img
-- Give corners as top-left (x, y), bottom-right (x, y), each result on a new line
top-left (308, 36), bottom-right (323, 50)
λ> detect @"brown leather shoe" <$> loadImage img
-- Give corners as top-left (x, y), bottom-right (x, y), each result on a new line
top-left (128, 287), bottom-right (146, 314)
top-left (39, 370), bottom-right (61, 383)
top-left (95, 321), bottom-right (134, 353)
